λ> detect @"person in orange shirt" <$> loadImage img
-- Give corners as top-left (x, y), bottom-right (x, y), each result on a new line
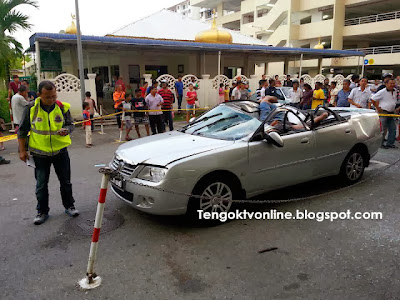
top-left (113, 85), bottom-right (125, 128)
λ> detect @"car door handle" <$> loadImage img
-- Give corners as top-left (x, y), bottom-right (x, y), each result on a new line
top-left (300, 138), bottom-right (309, 144)
top-left (345, 128), bottom-right (351, 134)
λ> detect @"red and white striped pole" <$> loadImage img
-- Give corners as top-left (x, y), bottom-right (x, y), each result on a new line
top-left (79, 167), bottom-right (117, 289)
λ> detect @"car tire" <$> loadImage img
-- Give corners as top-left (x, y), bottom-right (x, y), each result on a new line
top-left (339, 149), bottom-right (365, 184)
top-left (187, 175), bottom-right (239, 220)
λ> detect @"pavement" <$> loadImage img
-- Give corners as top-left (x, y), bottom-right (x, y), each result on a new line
top-left (0, 123), bottom-right (400, 300)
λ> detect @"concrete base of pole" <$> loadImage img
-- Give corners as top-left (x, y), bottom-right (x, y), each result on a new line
top-left (79, 275), bottom-right (102, 289)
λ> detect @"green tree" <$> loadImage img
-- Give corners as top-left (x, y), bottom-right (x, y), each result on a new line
top-left (0, 0), bottom-right (38, 83)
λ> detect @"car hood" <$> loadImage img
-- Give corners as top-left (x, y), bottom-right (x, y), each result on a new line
top-left (115, 131), bottom-right (234, 166)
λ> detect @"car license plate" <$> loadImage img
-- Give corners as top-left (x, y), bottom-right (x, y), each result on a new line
top-left (110, 177), bottom-right (124, 190)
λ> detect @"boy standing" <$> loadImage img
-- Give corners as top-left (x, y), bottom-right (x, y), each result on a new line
top-left (121, 94), bottom-right (133, 141)
top-left (132, 89), bottom-right (150, 138)
top-left (85, 91), bottom-right (97, 131)
top-left (82, 102), bottom-right (92, 148)
top-left (312, 82), bottom-right (326, 109)
top-left (158, 81), bottom-right (174, 131)
top-left (113, 85), bottom-right (125, 129)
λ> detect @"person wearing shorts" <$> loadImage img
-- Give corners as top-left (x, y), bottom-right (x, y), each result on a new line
top-left (132, 89), bottom-right (150, 138)
top-left (186, 83), bottom-right (197, 122)
top-left (121, 93), bottom-right (133, 141)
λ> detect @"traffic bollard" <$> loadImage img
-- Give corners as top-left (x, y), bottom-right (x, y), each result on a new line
top-left (79, 167), bottom-right (115, 289)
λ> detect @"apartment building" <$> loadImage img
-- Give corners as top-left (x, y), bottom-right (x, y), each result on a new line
top-left (168, 0), bottom-right (214, 21)
top-left (190, 0), bottom-right (400, 77)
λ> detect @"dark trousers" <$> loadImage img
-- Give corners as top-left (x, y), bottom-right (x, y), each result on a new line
top-left (163, 110), bottom-right (174, 131)
top-left (90, 114), bottom-right (94, 131)
top-left (116, 108), bottom-right (122, 128)
top-left (177, 95), bottom-right (183, 110)
top-left (149, 115), bottom-right (164, 135)
top-left (33, 150), bottom-right (75, 214)
top-left (380, 114), bottom-right (396, 146)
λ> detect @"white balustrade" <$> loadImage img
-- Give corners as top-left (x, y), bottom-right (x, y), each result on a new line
top-left (48, 72), bottom-right (357, 119)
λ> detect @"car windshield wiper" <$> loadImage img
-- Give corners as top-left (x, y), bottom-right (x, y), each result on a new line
top-left (218, 121), bottom-right (243, 132)
top-left (180, 112), bottom-right (223, 132)
top-left (191, 114), bottom-right (239, 135)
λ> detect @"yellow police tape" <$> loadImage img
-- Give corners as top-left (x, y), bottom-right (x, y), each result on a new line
top-left (0, 110), bottom-right (398, 143)
top-left (72, 108), bottom-right (208, 125)
top-left (0, 108), bottom-right (208, 142)
top-left (0, 134), bottom-right (17, 143)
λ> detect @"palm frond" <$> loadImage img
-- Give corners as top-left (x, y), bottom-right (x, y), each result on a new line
top-left (4, 0), bottom-right (38, 12)
top-left (2, 10), bottom-right (30, 33)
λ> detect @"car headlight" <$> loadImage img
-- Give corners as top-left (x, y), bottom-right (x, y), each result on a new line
top-left (137, 166), bottom-right (167, 183)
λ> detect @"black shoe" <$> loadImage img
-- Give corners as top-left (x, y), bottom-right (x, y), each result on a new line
top-left (0, 159), bottom-right (10, 165)
top-left (34, 213), bottom-right (49, 225)
top-left (386, 144), bottom-right (398, 149)
top-left (65, 206), bottom-right (79, 217)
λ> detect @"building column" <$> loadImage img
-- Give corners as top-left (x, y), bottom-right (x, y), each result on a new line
top-left (317, 58), bottom-right (323, 74)
top-left (243, 55), bottom-right (249, 76)
top-left (143, 74), bottom-right (152, 86)
top-left (86, 73), bottom-right (97, 103)
top-left (284, 58), bottom-right (289, 75)
top-left (35, 41), bottom-right (41, 84)
top-left (332, 0), bottom-right (345, 50)
top-left (216, 3), bottom-right (224, 19)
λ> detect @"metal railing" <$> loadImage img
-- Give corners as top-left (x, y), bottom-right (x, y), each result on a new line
top-left (347, 45), bottom-right (400, 55)
top-left (345, 10), bottom-right (400, 26)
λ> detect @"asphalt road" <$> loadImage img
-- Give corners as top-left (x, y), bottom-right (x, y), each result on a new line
top-left (1, 124), bottom-right (399, 300)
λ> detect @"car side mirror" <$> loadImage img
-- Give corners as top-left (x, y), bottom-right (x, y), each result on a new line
top-left (264, 127), bottom-right (284, 147)
top-left (189, 117), bottom-right (196, 123)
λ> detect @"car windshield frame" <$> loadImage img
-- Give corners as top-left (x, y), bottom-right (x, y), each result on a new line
top-left (249, 106), bottom-right (309, 141)
top-left (181, 102), bottom-right (262, 141)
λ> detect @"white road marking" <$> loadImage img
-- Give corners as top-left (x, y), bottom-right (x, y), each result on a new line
top-left (370, 160), bottom-right (390, 166)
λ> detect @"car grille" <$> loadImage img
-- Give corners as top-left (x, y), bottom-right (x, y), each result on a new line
top-left (111, 185), bottom-right (134, 202)
top-left (111, 156), bottom-right (137, 177)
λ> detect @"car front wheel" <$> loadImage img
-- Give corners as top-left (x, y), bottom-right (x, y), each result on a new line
top-left (340, 150), bottom-right (365, 183)
top-left (187, 176), bottom-right (238, 218)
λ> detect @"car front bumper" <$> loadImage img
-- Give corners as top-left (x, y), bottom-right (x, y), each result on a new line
top-left (110, 177), bottom-right (192, 215)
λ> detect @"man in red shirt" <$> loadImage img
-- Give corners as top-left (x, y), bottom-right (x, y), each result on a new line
top-left (158, 81), bottom-right (174, 131)
top-left (7, 75), bottom-right (21, 101)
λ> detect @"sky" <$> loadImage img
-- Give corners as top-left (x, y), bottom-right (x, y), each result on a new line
top-left (15, 0), bottom-right (182, 50)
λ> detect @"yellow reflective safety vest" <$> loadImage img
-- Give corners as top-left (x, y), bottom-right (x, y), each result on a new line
top-left (29, 98), bottom-right (72, 156)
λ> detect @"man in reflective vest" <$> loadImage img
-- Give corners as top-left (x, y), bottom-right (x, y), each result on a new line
top-left (18, 81), bottom-right (79, 225)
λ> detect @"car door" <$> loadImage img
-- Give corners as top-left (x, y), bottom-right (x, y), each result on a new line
top-left (245, 110), bottom-right (316, 197)
top-left (312, 117), bottom-right (356, 178)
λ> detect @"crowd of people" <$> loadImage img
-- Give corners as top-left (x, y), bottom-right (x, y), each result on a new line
top-left (253, 73), bottom-right (400, 149)
top-left (110, 75), bottom-right (199, 142)
top-left (0, 75), bottom-right (38, 164)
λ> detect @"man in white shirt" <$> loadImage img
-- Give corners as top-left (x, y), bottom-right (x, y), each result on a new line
top-left (145, 86), bottom-right (164, 135)
top-left (11, 85), bottom-right (29, 130)
top-left (288, 80), bottom-right (303, 108)
top-left (260, 79), bottom-right (269, 99)
top-left (231, 81), bottom-right (242, 100)
top-left (348, 78), bottom-right (371, 109)
top-left (371, 78), bottom-right (400, 148)
top-left (329, 81), bottom-right (339, 106)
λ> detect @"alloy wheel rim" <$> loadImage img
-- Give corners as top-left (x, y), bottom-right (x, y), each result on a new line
top-left (346, 153), bottom-right (363, 181)
top-left (200, 182), bottom-right (233, 213)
